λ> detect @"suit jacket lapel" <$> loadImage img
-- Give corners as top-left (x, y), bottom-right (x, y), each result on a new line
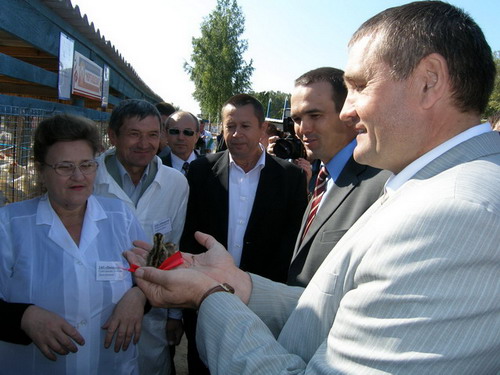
top-left (293, 157), bottom-right (366, 258)
top-left (245, 154), bottom-right (277, 234)
top-left (213, 150), bottom-right (230, 192)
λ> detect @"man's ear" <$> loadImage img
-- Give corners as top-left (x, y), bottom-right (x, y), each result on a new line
top-left (108, 128), bottom-right (117, 146)
top-left (416, 53), bottom-right (449, 110)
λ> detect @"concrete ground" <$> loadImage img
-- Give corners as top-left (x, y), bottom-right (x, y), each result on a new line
top-left (173, 335), bottom-right (189, 375)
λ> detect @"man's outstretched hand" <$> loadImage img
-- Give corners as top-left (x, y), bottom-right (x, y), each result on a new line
top-left (131, 232), bottom-right (252, 309)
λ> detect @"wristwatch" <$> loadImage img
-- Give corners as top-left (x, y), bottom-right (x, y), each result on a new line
top-left (199, 283), bottom-right (235, 306)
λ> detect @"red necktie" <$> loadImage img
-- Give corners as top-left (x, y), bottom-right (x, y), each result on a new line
top-left (302, 166), bottom-right (328, 240)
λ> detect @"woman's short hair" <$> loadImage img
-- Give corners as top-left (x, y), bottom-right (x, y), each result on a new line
top-left (33, 113), bottom-right (100, 164)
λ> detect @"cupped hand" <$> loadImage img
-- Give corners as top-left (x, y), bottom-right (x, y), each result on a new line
top-left (135, 232), bottom-right (252, 308)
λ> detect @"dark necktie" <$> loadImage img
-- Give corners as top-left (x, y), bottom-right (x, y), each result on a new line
top-left (302, 166), bottom-right (329, 240)
top-left (182, 161), bottom-right (190, 175)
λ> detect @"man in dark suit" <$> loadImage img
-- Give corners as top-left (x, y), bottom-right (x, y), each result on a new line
top-left (180, 93), bottom-right (308, 374)
top-left (160, 111), bottom-right (202, 174)
top-left (287, 67), bottom-right (391, 287)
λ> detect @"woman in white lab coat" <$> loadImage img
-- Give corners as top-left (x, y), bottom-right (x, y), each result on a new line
top-left (0, 114), bottom-right (148, 374)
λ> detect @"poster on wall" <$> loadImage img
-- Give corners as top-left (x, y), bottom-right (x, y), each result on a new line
top-left (58, 33), bottom-right (74, 100)
top-left (101, 64), bottom-right (110, 108)
top-left (72, 51), bottom-right (103, 101)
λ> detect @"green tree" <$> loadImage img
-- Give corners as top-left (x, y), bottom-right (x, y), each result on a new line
top-left (251, 90), bottom-right (290, 120)
top-left (485, 51), bottom-right (500, 118)
top-left (184, 0), bottom-right (254, 122)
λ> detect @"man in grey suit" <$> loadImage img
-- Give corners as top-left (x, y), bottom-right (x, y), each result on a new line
top-left (286, 67), bottom-right (391, 286)
top-left (131, 2), bottom-right (500, 373)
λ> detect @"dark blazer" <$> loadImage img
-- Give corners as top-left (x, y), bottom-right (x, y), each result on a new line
top-left (180, 150), bottom-right (308, 283)
top-left (160, 149), bottom-right (201, 168)
top-left (287, 157), bottom-right (391, 286)
top-left (0, 299), bottom-right (32, 345)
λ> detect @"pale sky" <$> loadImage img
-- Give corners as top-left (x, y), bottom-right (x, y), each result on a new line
top-left (73, 0), bottom-right (500, 116)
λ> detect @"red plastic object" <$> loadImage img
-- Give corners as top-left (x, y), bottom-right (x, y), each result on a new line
top-left (158, 252), bottom-right (184, 270)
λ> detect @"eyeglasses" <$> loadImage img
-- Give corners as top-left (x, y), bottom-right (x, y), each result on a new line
top-left (167, 128), bottom-right (196, 137)
top-left (44, 160), bottom-right (99, 176)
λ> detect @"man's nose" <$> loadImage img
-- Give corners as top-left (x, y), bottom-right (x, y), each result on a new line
top-left (339, 95), bottom-right (358, 126)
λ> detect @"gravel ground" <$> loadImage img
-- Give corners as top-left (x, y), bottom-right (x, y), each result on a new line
top-left (173, 335), bottom-right (189, 375)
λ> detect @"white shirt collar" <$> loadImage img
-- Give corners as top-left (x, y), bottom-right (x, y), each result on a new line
top-left (171, 151), bottom-right (197, 172)
top-left (385, 123), bottom-right (492, 194)
top-left (228, 144), bottom-right (266, 173)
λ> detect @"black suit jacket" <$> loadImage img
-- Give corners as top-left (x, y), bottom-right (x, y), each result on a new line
top-left (287, 157), bottom-right (391, 286)
top-left (180, 150), bottom-right (308, 282)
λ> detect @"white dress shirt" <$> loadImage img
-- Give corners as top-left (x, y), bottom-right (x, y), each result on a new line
top-left (171, 151), bottom-right (197, 174)
top-left (227, 149), bottom-right (266, 266)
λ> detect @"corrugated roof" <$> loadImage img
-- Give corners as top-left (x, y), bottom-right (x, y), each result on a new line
top-left (41, 0), bottom-right (161, 101)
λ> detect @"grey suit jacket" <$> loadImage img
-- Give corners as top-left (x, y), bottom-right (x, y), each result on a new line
top-left (288, 157), bottom-right (391, 286)
top-left (195, 131), bottom-right (500, 374)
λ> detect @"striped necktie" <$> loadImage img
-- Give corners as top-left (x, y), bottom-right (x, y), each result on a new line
top-left (302, 166), bottom-right (329, 240)
top-left (182, 161), bottom-right (190, 175)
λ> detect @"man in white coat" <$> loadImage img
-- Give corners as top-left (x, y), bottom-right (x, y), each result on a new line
top-left (131, 2), bottom-right (500, 374)
top-left (94, 99), bottom-right (188, 375)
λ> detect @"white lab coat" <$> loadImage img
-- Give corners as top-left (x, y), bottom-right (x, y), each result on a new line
top-left (0, 194), bottom-right (147, 375)
top-left (94, 150), bottom-right (189, 375)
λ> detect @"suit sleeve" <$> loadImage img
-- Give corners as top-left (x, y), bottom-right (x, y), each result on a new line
top-left (196, 278), bottom-right (308, 375)
top-left (0, 299), bottom-right (33, 345)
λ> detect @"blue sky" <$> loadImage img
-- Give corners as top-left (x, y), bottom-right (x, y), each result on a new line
top-left (74, 0), bottom-right (499, 116)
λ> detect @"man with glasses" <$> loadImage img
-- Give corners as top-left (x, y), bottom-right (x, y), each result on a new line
top-left (94, 99), bottom-right (188, 375)
top-left (161, 111), bottom-right (202, 175)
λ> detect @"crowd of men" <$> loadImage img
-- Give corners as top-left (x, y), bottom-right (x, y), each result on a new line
top-left (1, 1), bottom-right (499, 374)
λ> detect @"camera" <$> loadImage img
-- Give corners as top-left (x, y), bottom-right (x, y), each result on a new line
top-left (273, 117), bottom-right (306, 159)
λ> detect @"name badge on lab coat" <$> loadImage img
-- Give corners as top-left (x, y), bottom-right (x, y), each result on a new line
top-left (154, 218), bottom-right (172, 235)
top-left (96, 262), bottom-right (125, 281)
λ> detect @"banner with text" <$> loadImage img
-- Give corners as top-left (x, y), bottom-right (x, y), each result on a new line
top-left (72, 52), bottom-right (102, 101)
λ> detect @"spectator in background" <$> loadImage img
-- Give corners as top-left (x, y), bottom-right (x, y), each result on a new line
top-left (215, 128), bottom-right (227, 152)
top-left (155, 102), bottom-right (176, 158)
top-left (160, 111), bottom-right (202, 175)
top-left (286, 67), bottom-right (391, 287)
top-left (93, 99), bottom-right (188, 375)
top-left (196, 119), bottom-right (215, 155)
top-left (180, 93), bottom-right (308, 374)
top-left (489, 111), bottom-right (500, 131)
top-left (132, 2), bottom-right (500, 373)
top-left (0, 114), bottom-right (148, 374)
